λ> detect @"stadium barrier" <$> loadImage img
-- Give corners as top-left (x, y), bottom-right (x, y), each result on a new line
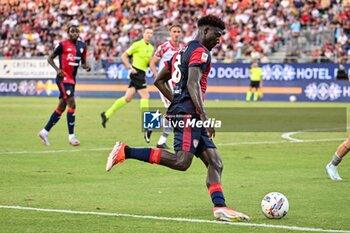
top-left (1, 60), bottom-right (350, 102)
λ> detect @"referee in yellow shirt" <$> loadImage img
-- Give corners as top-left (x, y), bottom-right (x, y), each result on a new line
top-left (246, 61), bottom-right (263, 102)
top-left (101, 27), bottom-right (154, 141)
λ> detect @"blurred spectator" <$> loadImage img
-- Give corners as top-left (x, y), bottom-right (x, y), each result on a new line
top-left (335, 64), bottom-right (348, 80)
top-left (337, 31), bottom-right (348, 45)
top-left (290, 17), bottom-right (301, 36)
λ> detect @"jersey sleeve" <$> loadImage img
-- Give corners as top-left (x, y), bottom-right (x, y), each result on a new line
top-left (164, 53), bottom-right (175, 69)
top-left (53, 42), bottom-right (63, 56)
top-left (188, 47), bottom-right (210, 72)
top-left (125, 41), bottom-right (138, 56)
top-left (154, 44), bottom-right (163, 59)
top-left (259, 68), bottom-right (263, 77)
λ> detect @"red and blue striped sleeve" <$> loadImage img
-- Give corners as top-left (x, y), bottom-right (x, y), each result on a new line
top-left (188, 47), bottom-right (210, 71)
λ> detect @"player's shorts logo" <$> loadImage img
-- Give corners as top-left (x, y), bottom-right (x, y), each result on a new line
top-left (143, 110), bottom-right (161, 129)
top-left (193, 139), bottom-right (199, 148)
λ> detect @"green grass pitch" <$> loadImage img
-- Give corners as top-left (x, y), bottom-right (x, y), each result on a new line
top-left (0, 97), bottom-right (349, 233)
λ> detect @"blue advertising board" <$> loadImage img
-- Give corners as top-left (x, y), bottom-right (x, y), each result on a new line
top-left (105, 62), bottom-right (350, 81)
top-left (1, 63), bottom-right (350, 102)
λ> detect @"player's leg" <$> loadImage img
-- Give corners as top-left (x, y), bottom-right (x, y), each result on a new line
top-left (198, 148), bottom-right (224, 205)
top-left (253, 87), bottom-right (259, 101)
top-left (138, 87), bottom-right (150, 108)
top-left (124, 87), bottom-right (138, 102)
top-left (65, 87), bottom-right (80, 146)
top-left (157, 92), bottom-right (172, 149)
top-left (106, 115), bottom-right (196, 171)
top-left (138, 87), bottom-right (153, 143)
top-left (246, 86), bottom-right (253, 101)
top-left (157, 120), bottom-right (172, 149)
top-left (101, 86), bottom-right (136, 128)
top-left (106, 142), bottom-right (194, 172)
top-left (38, 82), bottom-right (67, 145)
top-left (326, 135), bottom-right (350, 180)
top-left (258, 81), bottom-right (263, 100)
top-left (129, 70), bottom-right (149, 111)
top-left (197, 130), bottom-right (250, 221)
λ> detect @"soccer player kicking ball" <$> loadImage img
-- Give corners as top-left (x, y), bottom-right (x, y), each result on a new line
top-left (105, 15), bottom-right (250, 222)
top-left (38, 24), bottom-right (91, 146)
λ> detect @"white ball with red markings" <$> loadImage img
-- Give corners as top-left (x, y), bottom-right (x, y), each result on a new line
top-left (261, 192), bottom-right (289, 219)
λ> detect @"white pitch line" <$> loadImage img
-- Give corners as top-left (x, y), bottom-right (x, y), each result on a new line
top-left (216, 138), bottom-right (344, 146)
top-left (217, 140), bottom-right (286, 146)
top-left (0, 147), bottom-right (112, 155)
top-left (281, 132), bottom-right (304, 142)
top-left (0, 205), bottom-right (349, 233)
top-left (0, 138), bottom-right (345, 155)
top-left (281, 127), bottom-right (349, 142)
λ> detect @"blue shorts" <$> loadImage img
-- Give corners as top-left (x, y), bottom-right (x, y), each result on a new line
top-left (172, 115), bottom-right (216, 156)
top-left (57, 81), bottom-right (75, 99)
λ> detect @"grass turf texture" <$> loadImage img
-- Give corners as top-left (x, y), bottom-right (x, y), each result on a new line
top-left (0, 97), bottom-right (349, 233)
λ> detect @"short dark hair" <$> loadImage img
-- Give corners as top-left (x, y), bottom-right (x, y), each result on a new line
top-left (197, 15), bottom-right (225, 30)
top-left (67, 24), bottom-right (78, 33)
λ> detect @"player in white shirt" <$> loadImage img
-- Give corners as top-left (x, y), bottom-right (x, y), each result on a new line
top-left (150, 23), bottom-right (185, 149)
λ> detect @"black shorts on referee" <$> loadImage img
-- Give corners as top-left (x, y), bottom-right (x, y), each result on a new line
top-left (128, 67), bottom-right (147, 90)
top-left (250, 80), bottom-right (261, 88)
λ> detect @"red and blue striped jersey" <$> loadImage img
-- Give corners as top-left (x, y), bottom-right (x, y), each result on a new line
top-left (54, 39), bottom-right (87, 84)
top-left (165, 40), bottom-right (211, 116)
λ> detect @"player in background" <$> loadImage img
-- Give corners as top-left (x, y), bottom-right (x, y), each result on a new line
top-left (101, 27), bottom-right (154, 143)
top-left (38, 24), bottom-right (91, 146)
top-left (245, 61), bottom-right (263, 101)
top-left (326, 134), bottom-right (350, 180)
top-left (149, 23), bottom-right (185, 149)
top-left (325, 71), bottom-right (350, 180)
top-left (105, 15), bottom-right (250, 222)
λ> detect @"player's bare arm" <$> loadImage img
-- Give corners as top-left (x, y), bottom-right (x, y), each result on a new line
top-left (187, 66), bottom-right (206, 118)
top-left (150, 57), bottom-right (160, 78)
top-left (81, 55), bottom-right (91, 72)
top-left (187, 66), bottom-right (215, 138)
top-left (47, 52), bottom-right (64, 78)
top-left (154, 67), bottom-right (172, 102)
top-left (121, 52), bottom-right (137, 74)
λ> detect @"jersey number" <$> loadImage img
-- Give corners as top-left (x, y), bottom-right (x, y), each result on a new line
top-left (171, 53), bottom-right (181, 83)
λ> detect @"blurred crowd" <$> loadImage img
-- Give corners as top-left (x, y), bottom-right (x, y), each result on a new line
top-left (0, 0), bottom-right (350, 65)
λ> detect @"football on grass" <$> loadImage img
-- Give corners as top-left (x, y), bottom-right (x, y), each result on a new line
top-left (261, 192), bottom-right (289, 219)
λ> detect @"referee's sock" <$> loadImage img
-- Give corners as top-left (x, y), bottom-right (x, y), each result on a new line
top-left (140, 98), bottom-right (149, 111)
top-left (253, 92), bottom-right (259, 101)
top-left (105, 97), bottom-right (127, 119)
top-left (246, 91), bottom-right (252, 101)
